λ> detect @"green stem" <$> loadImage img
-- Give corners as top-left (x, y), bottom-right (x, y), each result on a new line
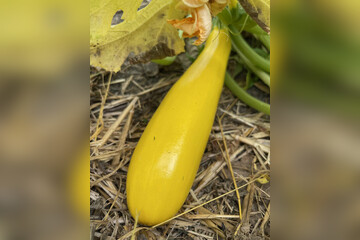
top-left (245, 24), bottom-right (268, 36)
top-left (225, 72), bottom-right (270, 115)
top-left (151, 56), bottom-right (176, 66)
top-left (232, 43), bottom-right (270, 86)
top-left (229, 25), bottom-right (270, 73)
top-left (257, 34), bottom-right (270, 50)
top-left (217, 7), bottom-right (232, 26)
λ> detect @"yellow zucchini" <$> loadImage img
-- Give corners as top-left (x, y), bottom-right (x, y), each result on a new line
top-left (126, 26), bottom-right (231, 226)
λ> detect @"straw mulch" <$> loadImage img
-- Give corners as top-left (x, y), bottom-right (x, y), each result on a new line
top-left (90, 52), bottom-right (270, 239)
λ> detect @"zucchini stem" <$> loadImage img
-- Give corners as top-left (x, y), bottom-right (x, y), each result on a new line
top-left (257, 34), bottom-right (270, 50)
top-left (229, 25), bottom-right (270, 73)
top-left (225, 72), bottom-right (270, 115)
top-left (152, 56), bottom-right (176, 66)
top-left (232, 43), bottom-right (270, 86)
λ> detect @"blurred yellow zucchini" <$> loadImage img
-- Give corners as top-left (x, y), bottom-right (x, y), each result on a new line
top-left (68, 144), bottom-right (90, 219)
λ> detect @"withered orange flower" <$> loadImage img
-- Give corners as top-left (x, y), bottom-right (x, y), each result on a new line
top-left (182, 0), bottom-right (208, 8)
top-left (209, 0), bottom-right (229, 16)
top-left (168, 0), bottom-right (228, 45)
top-left (168, 4), bottom-right (212, 45)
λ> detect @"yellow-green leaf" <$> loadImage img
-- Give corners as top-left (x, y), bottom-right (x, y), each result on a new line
top-left (239, 0), bottom-right (270, 33)
top-left (90, 0), bottom-right (185, 72)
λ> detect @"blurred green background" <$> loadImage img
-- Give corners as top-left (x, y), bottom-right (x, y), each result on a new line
top-left (272, 0), bottom-right (360, 239)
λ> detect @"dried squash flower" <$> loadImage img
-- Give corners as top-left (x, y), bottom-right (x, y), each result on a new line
top-left (168, 0), bottom-right (228, 45)
top-left (208, 0), bottom-right (228, 16)
top-left (182, 0), bottom-right (208, 8)
top-left (168, 4), bottom-right (212, 45)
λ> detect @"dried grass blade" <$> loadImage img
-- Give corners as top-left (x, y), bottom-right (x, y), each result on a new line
top-left (95, 97), bottom-right (138, 148)
top-left (218, 117), bottom-right (242, 220)
top-left (91, 72), bottom-right (112, 141)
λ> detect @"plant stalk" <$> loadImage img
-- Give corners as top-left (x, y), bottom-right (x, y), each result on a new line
top-left (225, 72), bottom-right (270, 115)
top-left (229, 25), bottom-right (270, 73)
top-left (232, 43), bottom-right (270, 86)
top-left (258, 34), bottom-right (270, 50)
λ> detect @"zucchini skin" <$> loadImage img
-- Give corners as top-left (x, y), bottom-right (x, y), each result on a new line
top-left (126, 27), bottom-right (231, 226)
